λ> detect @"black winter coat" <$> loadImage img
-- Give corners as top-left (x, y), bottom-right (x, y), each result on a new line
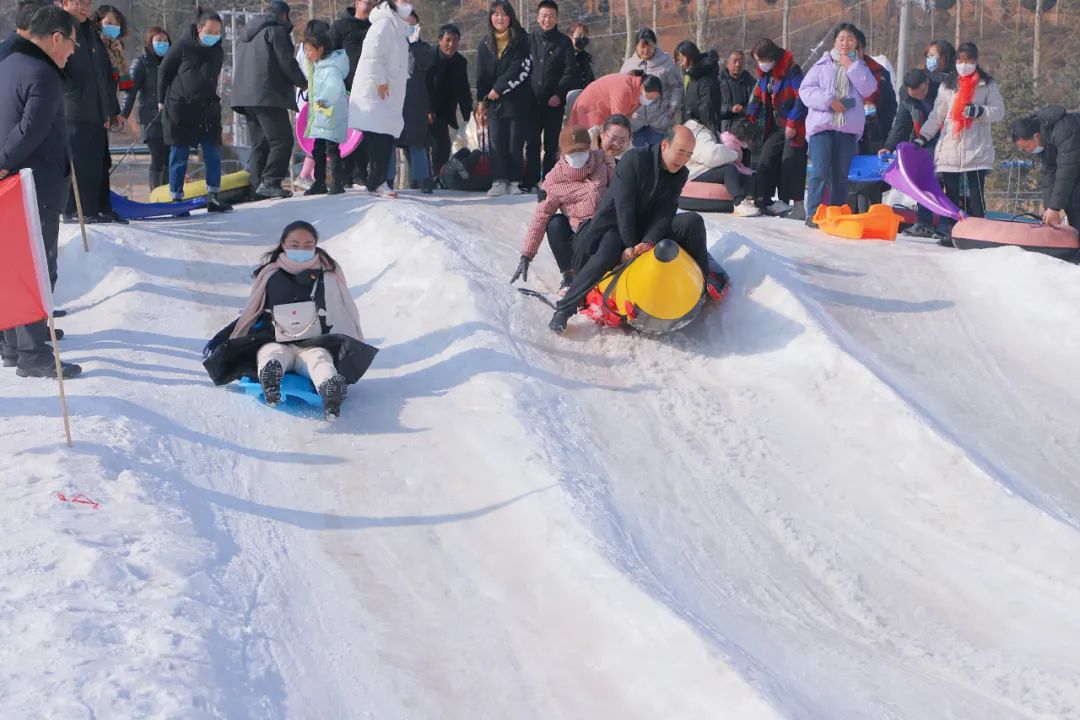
top-left (883, 88), bottom-right (933, 152)
top-left (63, 19), bottom-right (119, 125)
top-left (427, 50), bottom-right (472, 128)
top-left (573, 144), bottom-right (688, 254)
top-left (0, 31), bottom-right (18, 63)
top-left (683, 51), bottom-right (724, 132)
top-left (0, 38), bottom-right (70, 208)
top-left (121, 51), bottom-right (163, 139)
top-left (528, 27), bottom-right (579, 104)
top-left (1036, 105), bottom-right (1080, 212)
top-left (718, 67), bottom-right (755, 132)
top-left (231, 14), bottom-right (307, 111)
top-left (399, 40), bottom-right (435, 148)
top-left (476, 27), bottom-right (534, 120)
top-left (329, 7), bottom-right (371, 88)
top-left (158, 25), bottom-right (224, 146)
top-left (574, 48), bottom-right (595, 87)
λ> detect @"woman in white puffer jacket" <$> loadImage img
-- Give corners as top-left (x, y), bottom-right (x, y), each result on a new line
top-left (348, 0), bottom-right (413, 195)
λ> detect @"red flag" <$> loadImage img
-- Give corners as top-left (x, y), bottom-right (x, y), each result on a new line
top-left (0, 170), bottom-right (53, 331)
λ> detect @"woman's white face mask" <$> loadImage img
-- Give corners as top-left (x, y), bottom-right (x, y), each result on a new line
top-left (396, 2), bottom-right (414, 19)
top-left (758, 60), bottom-right (775, 73)
top-left (639, 91), bottom-right (657, 106)
top-left (565, 151), bottom-right (589, 169)
top-left (956, 62), bottom-right (977, 77)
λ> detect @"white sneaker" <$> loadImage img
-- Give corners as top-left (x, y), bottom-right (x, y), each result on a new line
top-left (765, 200), bottom-right (792, 216)
top-left (508, 183), bottom-right (524, 196)
top-left (486, 180), bottom-right (508, 197)
top-left (733, 198), bottom-right (762, 217)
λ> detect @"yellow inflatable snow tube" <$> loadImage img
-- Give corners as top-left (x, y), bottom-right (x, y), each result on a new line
top-left (149, 170), bottom-right (252, 203)
top-left (592, 239), bottom-right (706, 333)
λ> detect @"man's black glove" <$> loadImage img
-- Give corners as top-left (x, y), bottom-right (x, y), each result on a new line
top-left (912, 136), bottom-right (928, 148)
top-left (962, 104), bottom-right (985, 119)
top-left (509, 255), bottom-right (531, 284)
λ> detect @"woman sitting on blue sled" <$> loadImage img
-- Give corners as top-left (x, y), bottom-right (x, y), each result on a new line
top-left (202, 221), bottom-right (378, 419)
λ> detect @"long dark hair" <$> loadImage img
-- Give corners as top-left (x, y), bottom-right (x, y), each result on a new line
top-left (674, 40), bottom-right (702, 67)
top-left (487, 0), bottom-right (523, 49)
top-left (254, 220), bottom-right (339, 277)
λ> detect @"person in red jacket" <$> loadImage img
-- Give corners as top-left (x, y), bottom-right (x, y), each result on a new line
top-left (511, 125), bottom-right (615, 290)
top-left (568, 71), bottom-right (660, 134)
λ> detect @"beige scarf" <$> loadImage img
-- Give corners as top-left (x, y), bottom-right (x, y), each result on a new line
top-left (230, 255), bottom-right (364, 341)
top-left (833, 60), bottom-right (850, 128)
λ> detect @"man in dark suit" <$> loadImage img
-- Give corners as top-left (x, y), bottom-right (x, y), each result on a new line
top-left (549, 125), bottom-right (717, 332)
top-left (0, 6), bottom-right (82, 378)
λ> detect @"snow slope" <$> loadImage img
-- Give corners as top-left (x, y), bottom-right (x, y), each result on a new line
top-left (1, 192), bottom-right (1078, 719)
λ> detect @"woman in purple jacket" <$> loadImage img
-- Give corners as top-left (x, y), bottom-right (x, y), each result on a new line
top-left (798, 24), bottom-right (877, 225)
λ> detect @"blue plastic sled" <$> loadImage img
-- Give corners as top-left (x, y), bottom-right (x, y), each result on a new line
top-left (110, 191), bottom-right (206, 220)
top-left (235, 372), bottom-right (323, 409)
top-left (847, 154), bottom-right (892, 182)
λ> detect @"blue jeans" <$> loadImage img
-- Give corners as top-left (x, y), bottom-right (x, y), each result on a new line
top-left (806, 130), bottom-right (858, 218)
top-left (407, 146), bottom-right (430, 183)
top-left (633, 127), bottom-right (665, 147)
top-left (916, 203), bottom-right (934, 227)
top-left (169, 138), bottom-right (222, 197)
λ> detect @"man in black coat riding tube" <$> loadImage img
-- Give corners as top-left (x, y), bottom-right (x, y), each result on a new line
top-left (60, 0), bottom-right (124, 225)
top-left (1012, 108), bottom-right (1080, 228)
top-left (548, 125), bottom-right (720, 333)
top-left (523, 0), bottom-right (581, 190)
top-left (232, 1), bottom-right (308, 199)
top-left (0, 6), bottom-right (82, 378)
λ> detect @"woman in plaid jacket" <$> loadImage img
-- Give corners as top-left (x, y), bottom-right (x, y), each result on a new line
top-left (746, 37), bottom-right (809, 219)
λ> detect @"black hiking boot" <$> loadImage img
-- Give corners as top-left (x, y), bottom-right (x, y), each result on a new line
top-left (16, 360), bottom-right (82, 379)
top-left (255, 183), bottom-right (292, 199)
top-left (304, 183), bottom-right (328, 196)
top-left (549, 306), bottom-right (575, 333)
top-left (327, 183), bottom-right (345, 195)
top-left (259, 360), bottom-right (284, 407)
top-left (318, 374), bottom-right (348, 420)
top-left (905, 223), bottom-right (936, 238)
top-left (207, 192), bottom-right (233, 213)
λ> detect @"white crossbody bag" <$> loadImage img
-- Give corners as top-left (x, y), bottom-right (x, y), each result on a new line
top-left (270, 277), bottom-right (324, 342)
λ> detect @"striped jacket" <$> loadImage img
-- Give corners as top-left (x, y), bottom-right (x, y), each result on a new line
top-left (521, 150), bottom-right (614, 259)
top-left (746, 49), bottom-right (806, 146)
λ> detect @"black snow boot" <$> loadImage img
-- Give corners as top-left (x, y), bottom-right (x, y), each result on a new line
top-left (318, 374), bottom-right (348, 420)
top-left (16, 360), bottom-right (82, 379)
top-left (549, 306), bottom-right (575, 333)
top-left (259, 360), bottom-right (284, 406)
top-left (304, 183), bottom-right (328, 196)
top-left (207, 192), bottom-right (233, 213)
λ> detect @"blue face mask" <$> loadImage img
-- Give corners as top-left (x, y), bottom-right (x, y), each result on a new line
top-left (200, 33), bottom-right (221, 47)
top-left (926, 55), bottom-right (938, 72)
top-left (102, 24), bottom-right (121, 40)
top-left (153, 41), bottom-right (170, 57)
top-left (284, 249), bottom-right (316, 263)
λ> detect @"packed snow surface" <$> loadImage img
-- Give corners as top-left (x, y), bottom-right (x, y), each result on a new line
top-left (1, 192), bottom-right (1079, 719)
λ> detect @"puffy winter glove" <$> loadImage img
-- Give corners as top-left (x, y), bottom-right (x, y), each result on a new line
top-left (962, 104), bottom-right (986, 119)
top-left (509, 255), bottom-right (531, 284)
top-left (912, 136), bottom-right (928, 149)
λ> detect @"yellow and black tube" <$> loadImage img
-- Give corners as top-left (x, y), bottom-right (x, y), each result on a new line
top-left (595, 239), bottom-right (706, 333)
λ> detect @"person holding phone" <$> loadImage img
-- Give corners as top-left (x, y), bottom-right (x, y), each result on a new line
top-left (797, 23), bottom-right (877, 225)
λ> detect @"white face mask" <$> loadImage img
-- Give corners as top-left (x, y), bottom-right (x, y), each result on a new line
top-left (639, 92), bottom-right (656, 107)
top-left (396, 2), bottom-right (413, 19)
top-left (565, 151), bottom-right (589, 169)
top-left (1031, 145), bottom-right (1044, 155)
top-left (405, 23), bottom-right (419, 40)
top-left (956, 62), bottom-right (977, 77)
top-left (758, 60), bottom-right (775, 73)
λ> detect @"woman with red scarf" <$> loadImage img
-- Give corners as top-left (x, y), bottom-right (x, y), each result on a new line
top-left (914, 42), bottom-right (1004, 236)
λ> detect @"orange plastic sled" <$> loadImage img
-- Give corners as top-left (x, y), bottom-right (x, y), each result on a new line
top-left (812, 203), bottom-right (903, 241)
